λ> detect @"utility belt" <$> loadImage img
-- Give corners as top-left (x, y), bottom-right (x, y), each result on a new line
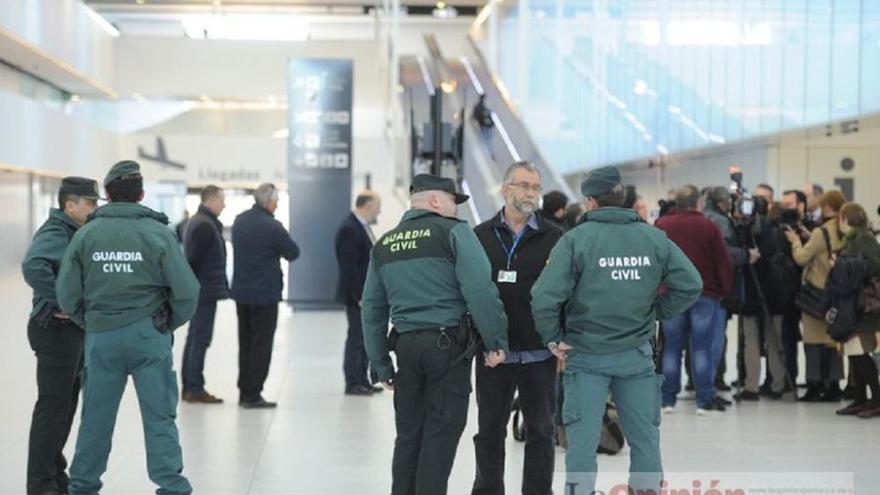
top-left (389, 314), bottom-right (482, 366)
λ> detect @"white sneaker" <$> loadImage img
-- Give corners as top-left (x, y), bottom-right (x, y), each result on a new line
top-left (662, 406), bottom-right (675, 415)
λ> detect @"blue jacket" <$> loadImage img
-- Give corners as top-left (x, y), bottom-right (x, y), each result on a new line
top-left (334, 212), bottom-right (372, 306)
top-left (230, 204), bottom-right (300, 305)
top-left (185, 205), bottom-right (229, 301)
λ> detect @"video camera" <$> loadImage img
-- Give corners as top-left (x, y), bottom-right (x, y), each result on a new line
top-left (728, 166), bottom-right (755, 218)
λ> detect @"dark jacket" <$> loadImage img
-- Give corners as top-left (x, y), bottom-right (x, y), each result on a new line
top-left (831, 227), bottom-right (880, 338)
top-left (22, 209), bottom-right (80, 318)
top-left (335, 212), bottom-right (373, 306)
top-left (230, 204), bottom-right (300, 306)
top-left (655, 209), bottom-right (733, 300)
top-left (755, 221), bottom-right (802, 314)
top-left (185, 204), bottom-right (229, 301)
top-left (474, 210), bottom-right (563, 351)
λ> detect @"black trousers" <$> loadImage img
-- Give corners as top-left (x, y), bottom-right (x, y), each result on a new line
top-left (849, 354), bottom-right (880, 403)
top-left (236, 303), bottom-right (279, 402)
top-left (472, 357), bottom-right (557, 495)
top-left (343, 305), bottom-right (369, 388)
top-left (392, 330), bottom-right (472, 495)
top-left (781, 310), bottom-right (801, 384)
top-left (27, 316), bottom-right (84, 495)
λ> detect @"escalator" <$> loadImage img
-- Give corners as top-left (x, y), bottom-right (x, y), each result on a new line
top-left (396, 35), bottom-right (574, 224)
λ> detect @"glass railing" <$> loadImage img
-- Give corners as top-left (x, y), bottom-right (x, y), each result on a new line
top-left (482, 0), bottom-right (880, 173)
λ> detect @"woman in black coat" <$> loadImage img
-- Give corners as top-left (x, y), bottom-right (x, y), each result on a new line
top-left (832, 203), bottom-right (880, 418)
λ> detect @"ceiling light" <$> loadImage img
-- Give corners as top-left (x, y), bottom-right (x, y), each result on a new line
top-left (440, 79), bottom-right (458, 94)
top-left (135, 0), bottom-right (145, 4)
top-left (70, 94), bottom-right (81, 102)
top-left (272, 128), bottom-right (289, 139)
top-left (656, 144), bottom-right (670, 155)
top-left (433, 5), bottom-right (458, 19)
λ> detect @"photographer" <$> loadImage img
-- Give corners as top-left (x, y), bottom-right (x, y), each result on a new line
top-left (778, 190), bottom-right (812, 383)
top-left (734, 198), bottom-right (801, 400)
top-left (704, 187), bottom-right (760, 391)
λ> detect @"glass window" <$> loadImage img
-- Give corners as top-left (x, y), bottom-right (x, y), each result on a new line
top-left (804, 0), bottom-right (832, 125)
top-left (830, 0), bottom-right (860, 120)
top-left (862, 0), bottom-right (880, 113)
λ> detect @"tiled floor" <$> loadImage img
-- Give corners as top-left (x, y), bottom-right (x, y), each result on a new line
top-left (1, 271), bottom-right (878, 494)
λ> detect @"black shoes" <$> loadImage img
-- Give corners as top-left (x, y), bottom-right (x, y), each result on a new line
top-left (715, 380), bottom-right (732, 392)
top-left (345, 384), bottom-right (376, 396)
top-left (714, 396), bottom-right (732, 406)
top-left (734, 390), bottom-right (760, 401)
top-left (799, 386), bottom-right (824, 402)
top-left (820, 386), bottom-right (844, 402)
top-left (239, 397), bottom-right (277, 409)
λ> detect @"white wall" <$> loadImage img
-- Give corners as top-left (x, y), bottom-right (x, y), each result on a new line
top-left (111, 36), bottom-right (405, 233)
top-left (0, 0), bottom-right (115, 88)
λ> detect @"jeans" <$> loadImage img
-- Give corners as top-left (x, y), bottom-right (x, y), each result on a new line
top-left (181, 298), bottom-right (218, 394)
top-left (661, 296), bottom-right (725, 408)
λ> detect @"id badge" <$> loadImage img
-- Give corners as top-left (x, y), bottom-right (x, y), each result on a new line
top-left (497, 270), bottom-right (518, 284)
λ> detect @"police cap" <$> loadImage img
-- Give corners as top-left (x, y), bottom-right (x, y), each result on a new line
top-left (104, 160), bottom-right (142, 187)
top-left (410, 174), bottom-right (469, 204)
top-left (59, 177), bottom-right (100, 200)
top-left (581, 166), bottom-right (622, 197)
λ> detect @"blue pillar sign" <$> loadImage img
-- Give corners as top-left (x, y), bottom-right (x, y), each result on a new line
top-left (287, 58), bottom-right (354, 307)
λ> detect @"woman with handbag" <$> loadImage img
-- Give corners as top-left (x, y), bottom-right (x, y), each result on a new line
top-left (832, 203), bottom-right (880, 418)
top-left (786, 190), bottom-right (846, 402)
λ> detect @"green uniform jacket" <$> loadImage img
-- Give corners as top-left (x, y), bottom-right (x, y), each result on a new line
top-left (362, 209), bottom-right (509, 381)
top-left (531, 207), bottom-right (702, 354)
top-left (22, 209), bottom-right (80, 318)
top-left (56, 203), bottom-right (200, 332)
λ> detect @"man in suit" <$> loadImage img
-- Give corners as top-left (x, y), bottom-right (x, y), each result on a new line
top-left (231, 183), bottom-right (300, 408)
top-left (335, 191), bottom-right (383, 395)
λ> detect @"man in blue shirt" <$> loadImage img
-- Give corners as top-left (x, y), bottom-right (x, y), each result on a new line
top-left (471, 161), bottom-right (563, 495)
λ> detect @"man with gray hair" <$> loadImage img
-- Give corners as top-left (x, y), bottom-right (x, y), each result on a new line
top-left (472, 161), bottom-right (563, 495)
top-left (230, 183), bottom-right (300, 408)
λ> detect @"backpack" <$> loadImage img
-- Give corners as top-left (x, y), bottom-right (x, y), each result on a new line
top-left (511, 396), bottom-right (625, 455)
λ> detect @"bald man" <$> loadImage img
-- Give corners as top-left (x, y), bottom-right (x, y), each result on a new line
top-left (335, 191), bottom-right (383, 395)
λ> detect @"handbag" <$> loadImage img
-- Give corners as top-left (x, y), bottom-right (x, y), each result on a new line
top-left (795, 227), bottom-right (833, 319)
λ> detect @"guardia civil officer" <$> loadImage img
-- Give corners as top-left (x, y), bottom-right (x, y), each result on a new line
top-left (531, 166), bottom-right (702, 494)
top-left (362, 174), bottom-right (510, 495)
top-left (57, 161), bottom-right (199, 495)
top-left (22, 177), bottom-right (99, 495)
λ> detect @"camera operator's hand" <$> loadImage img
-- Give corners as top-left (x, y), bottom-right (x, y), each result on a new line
top-left (784, 227), bottom-right (801, 246)
top-left (748, 248), bottom-right (761, 265)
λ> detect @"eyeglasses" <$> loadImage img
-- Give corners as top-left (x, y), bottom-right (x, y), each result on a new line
top-left (508, 182), bottom-right (542, 193)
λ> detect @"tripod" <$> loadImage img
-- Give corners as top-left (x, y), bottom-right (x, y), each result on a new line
top-left (733, 247), bottom-right (798, 403)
